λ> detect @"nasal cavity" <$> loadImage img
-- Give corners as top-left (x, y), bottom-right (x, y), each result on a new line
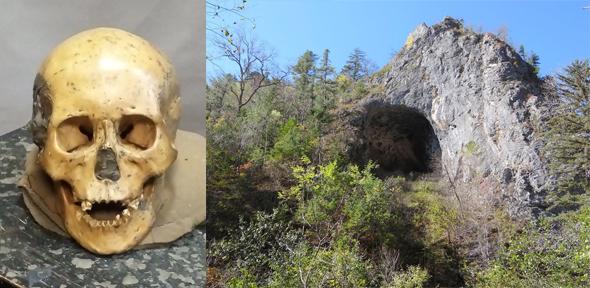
top-left (95, 148), bottom-right (120, 181)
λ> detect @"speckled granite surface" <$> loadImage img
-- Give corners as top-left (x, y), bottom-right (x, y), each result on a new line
top-left (0, 126), bottom-right (205, 287)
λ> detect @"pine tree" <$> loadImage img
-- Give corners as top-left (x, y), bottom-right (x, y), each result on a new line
top-left (293, 50), bottom-right (318, 102)
top-left (317, 49), bottom-right (335, 82)
top-left (517, 45), bottom-right (540, 75)
top-left (528, 52), bottom-right (540, 75)
top-left (518, 45), bottom-right (527, 59)
top-left (341, 48), bottom-right (370, 81)
top-left (545, 59), bottom-right (590, 199)
top-left (313, 49), bottom-right (337, 120)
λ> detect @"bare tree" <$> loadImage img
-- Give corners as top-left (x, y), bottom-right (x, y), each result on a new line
top-left (214, 32), bottom-right (285, 112)
top-left (496, 25), bottom-right (509, 43)
top-left (206, 1), bottom-right (253, 40)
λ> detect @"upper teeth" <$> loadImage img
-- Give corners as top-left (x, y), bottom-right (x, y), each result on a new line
top-left (129, 198), bottom-right (140, 210)
top-left (81, 201), bottom-right (92, 211)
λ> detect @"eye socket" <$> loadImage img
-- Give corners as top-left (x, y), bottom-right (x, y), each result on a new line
top-left (118, 115), bottom-right (156, 150)
top-left (57, 116), bottom-right (94, 152)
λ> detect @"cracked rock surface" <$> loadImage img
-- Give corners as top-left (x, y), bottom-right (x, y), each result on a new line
top-left (335, 17), bottom-right (552, 217)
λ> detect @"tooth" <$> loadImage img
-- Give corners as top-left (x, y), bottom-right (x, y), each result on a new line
top-left (129, 200), bottom-right (139, 210)
top-left (83, 214), bottom-right (92, 224)
top-left (140, 194), bottom-right (144, 199)
top-left (81, 201), bottom-right (92, 211)
top-left (116, 214), bottom-right (121, 221)
top-left (122, 209), bottom-right (130, 216)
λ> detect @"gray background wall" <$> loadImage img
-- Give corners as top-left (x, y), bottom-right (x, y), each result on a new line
top-left (0, 0), bottom-right (205, 135)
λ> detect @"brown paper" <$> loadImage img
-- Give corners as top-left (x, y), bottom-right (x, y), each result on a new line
top-left (18, 129), bottom-right (206, 247)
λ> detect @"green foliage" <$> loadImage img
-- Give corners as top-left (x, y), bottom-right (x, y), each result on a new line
top-left (404, 35), bottom-right (415, 49)
top-left (516, 44), bottom-right (541, 75)
top-left (227, 269), bottom-right (259, 288)
top-left (518, 45), bottom-right (526, 59)
top-left (528, 52), bottom-right (540, 75)
top-left (408, 181), bottom-right (458, 244)
top-left (209, 207), bottom-right (301, 285)
top-left (293, 50), bottom-right (318, 102)
top-left (207, 30), bottom-right (590, 288)
top-left (477, 208), bottom-right (590, 287)
top-left (292, 49), bottom-right (337, 122)
top-left (544, 59), bottom-right (590, 202)
top-left (464, 140), bottom-right (479, 156)
top-left (385, 266), bottom-right (429, 288)
top-left (475, 59), bottom-right (590, 287)
top-left (268, 237), bottom-right (371, 287)
top-left (341, 48), bottom-right (373, 81)
top-left (283, 161), bottom-right (396, 246)
top-left (270, 119), bottom-right (317, 161)
top-left (317, 49), bottom-right (336, 82)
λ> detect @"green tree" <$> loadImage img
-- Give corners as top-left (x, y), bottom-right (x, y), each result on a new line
top-left (518, 44), bottom-right (526, 59)
top-left (341, 48), bottom-right (371, 81)
top-left (317, 49), bottom-right (335, 82)
top-left (517, 44), bottom-right (540, 75)
top-left (207, 73), bottom-right (236, 119)
top-left (545, 59), bottom-right (590, 200)
top-left (313, 49), bottom-right (337, 120)
top-left (527, 52), bottom-right (540, 75)
top-left (292, 50), bottom-right (318, 103)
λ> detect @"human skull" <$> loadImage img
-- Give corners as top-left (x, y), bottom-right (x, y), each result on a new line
top-left (31, 28), bottom-right (180, 254)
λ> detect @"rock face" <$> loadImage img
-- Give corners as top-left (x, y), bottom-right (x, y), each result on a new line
top-left (337, 17), bottom-right (551, 217)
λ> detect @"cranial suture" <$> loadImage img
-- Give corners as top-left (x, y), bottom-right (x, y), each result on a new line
top-left (31, 27), bottom-right (181, 254)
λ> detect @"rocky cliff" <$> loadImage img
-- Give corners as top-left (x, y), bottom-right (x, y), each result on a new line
top-left (334, 17), bottom-right (553, 217)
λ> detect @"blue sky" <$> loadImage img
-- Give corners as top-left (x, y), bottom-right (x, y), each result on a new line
top-left (207, 0), bottom-right (590, 78)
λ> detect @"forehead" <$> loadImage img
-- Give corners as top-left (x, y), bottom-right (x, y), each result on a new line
top-left (39, 28), bottom-right (175, 121)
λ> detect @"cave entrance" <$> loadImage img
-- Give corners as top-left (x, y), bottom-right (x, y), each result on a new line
top-left (363, 104), bottom-right (441, 177)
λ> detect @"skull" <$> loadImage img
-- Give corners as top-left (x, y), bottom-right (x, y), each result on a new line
top-left (31, 28), bottom-right (180, 254)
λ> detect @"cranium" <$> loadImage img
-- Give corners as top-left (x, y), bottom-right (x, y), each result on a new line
top-left (31, 28), bottom-right (180, 254)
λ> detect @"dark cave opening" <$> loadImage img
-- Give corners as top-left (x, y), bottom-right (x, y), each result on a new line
top-left (363, 104), bottom-right (441, 176)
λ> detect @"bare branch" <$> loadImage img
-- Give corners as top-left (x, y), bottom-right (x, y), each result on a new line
top-left (212, 31), bottom-right (283, 112)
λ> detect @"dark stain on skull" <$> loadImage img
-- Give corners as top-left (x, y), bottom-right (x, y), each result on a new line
top-left (31, 74), bottom-right (53, 148)
top-left (95, 148), bottom-right (121, 181)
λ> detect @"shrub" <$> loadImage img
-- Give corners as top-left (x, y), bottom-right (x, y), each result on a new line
top-left (270, 119), bottom-right (317, 161)
top-left (282, 161), bottom-right (397, 247)
top-left (208, 207), bottom-right (300, 285)
top-left (476, 208), bottom-right (590, 287)
top-left (268, 236), bottom-right (372, 288)
top-left (385, 266), bottom-right (429, 288)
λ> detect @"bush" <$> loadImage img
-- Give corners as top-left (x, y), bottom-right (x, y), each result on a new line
top-left (208, 207), bottom-right (300, 285)
top-left (385, 266), bottom-right (429, 288)
top-left (270, 119), bottom-right (317, 161)
top-left (268, 236), bottom-right (372, 288)
top-left (281, 161), bottom-right (397, 247)
top-left (477, 208), bottom-right (590, 287)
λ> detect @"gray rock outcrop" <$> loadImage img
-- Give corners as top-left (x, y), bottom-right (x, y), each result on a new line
top-left (335, 17), bottom-right (552, 217)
